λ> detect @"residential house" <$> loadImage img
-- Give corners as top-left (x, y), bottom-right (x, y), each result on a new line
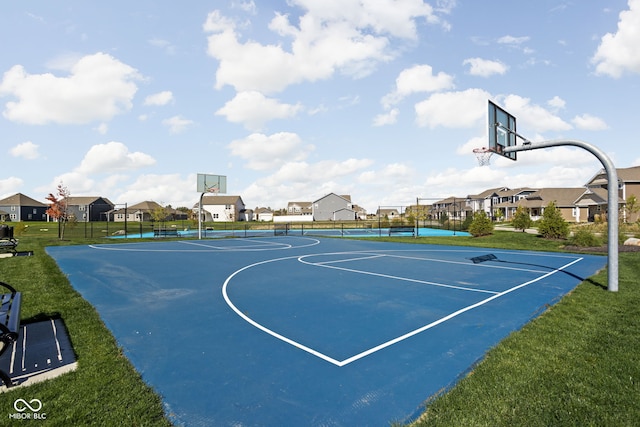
top-left (287, 201), bottom-right (313, 216)
top-left (255, 207), bottom-right (273, 222)
top-left (430, 197), bottom-right (467, 222)
top-left (64, 196), bottom-right (114, 222)
top-left (585, 165), bottom-right (640, 223)
top-left (351, 204), bottom-right (368, 220)
top-left (0, 193), bottom-right (48, 222)
top-left (376, 208), bottom-right (402, 221)
top-left (313, 193), bottom-right (355, 221)
top-left (110, 201), bottom-right (187, 222)
top-left (199, 195), bottom-right (246, 222)
top-left (498, 188), bottom-right (586, 222)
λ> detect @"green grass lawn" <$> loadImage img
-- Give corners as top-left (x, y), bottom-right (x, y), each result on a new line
top-left (0, 228), bottom-right (638, 426)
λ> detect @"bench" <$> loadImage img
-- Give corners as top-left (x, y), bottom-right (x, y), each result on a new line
top-left (0, 225), bottom-right (18, 253)
top-left (0, 281), bottom-right (22, 387)
top-left (388, 225), bottom-right (415, 237)
top-left (153, 228), bottom-right (180, 237)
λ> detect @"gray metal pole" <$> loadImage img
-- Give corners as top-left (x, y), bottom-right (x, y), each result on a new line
top-left (198, 192), bottom-right (205, 240)
top-left (504, 139), bottom-right (619, 292)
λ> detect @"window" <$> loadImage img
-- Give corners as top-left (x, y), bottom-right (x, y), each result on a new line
top-left (213, 213), bottom-right (219, 219)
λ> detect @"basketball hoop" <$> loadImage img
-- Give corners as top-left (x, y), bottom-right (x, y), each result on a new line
top-left (473, 147), bottom-right (494, 166)
top-left (206, 186), bottom-right (219, 194)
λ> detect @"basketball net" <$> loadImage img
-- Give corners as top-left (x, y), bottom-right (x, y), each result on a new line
top-left (206, 186), bottom-right (219, 194)
top-left (473, 147), bottom-right (494, 166)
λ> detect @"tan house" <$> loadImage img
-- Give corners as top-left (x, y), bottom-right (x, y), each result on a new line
top-left (502, 188), bottom-right (587, 222)
top-left (585, 165), bottom-right (640, 223)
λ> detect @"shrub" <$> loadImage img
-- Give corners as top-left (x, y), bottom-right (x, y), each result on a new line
top-left (512, 205), bottom-right (533, 232)
top-left (468, 211), bottom-right (494, 237)
top-left (538, 201), bottom-right (569, 239)
top-left (569, 228), bottom-right (602, 247)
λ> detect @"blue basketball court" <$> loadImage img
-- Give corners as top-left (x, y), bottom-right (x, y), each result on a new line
top-left (46, 237), bottom-right (606, 426)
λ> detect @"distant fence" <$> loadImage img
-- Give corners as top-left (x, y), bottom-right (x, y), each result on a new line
top-left (23, 217), bottom-right (466, 240)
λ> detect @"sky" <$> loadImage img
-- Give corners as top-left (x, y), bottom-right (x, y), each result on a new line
top-left (2, 0), bottom-right (640, 213)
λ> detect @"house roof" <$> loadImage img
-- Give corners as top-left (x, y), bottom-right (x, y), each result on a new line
top-left (586, 165), bottom-right (640, 186)
top-left (0, 193), bottom-right (47, 207)
top-left (312, 193), bottom-right (351, 204)
top-left (495, 188), bottom-right (586, 208)
top-left (200, 195), bottom-right (244, 206)
top-left (575, 188), bottom-right (608, 206)
top-left (287, 201), bottom-right (312, 208)
top-left (64, 196), bottom-right (114, 206)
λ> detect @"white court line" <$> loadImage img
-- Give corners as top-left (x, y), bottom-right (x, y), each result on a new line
top-left (298, 253), bottom-right (499, 295)
top-left (223, 251), bottom-right (584, 367)
top-left (338, 256), bottom-right (584, 366)
top-left (380, 252), bottom-right (550, 274)
top-left (88, 236), bottom-right (320, 252)
top-left (222, 255), bottom-right (345, 366)
top-left (179, 238), bottom-right (293, 250)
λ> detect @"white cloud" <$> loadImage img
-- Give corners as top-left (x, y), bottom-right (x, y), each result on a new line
top-left (148, 38), bottom-right (176, 55)
top-left (77, 141), bottom-right (156, 174)
top-left (228, 132), bottom-right (313, 170)
top-left (162, 115), bottom-right (194, 133)
top-left (144, 91), bottom-right (174, 106)
top-left (0, 52), bottom-right (141, 124)
top-left (572, 113), bottom-right (608, 131)
top-left (240, 156), bottom-right (374, 208)
top-left (215, 91), bottom-right (303, 130)
top-left (204, 2), bottom-right (444, 94)
top-left (463, 58), bottom-right (508, 77)
top-left (115, 174), bottom-right (196, 207)
top-left (592, 0), bottom-right (640, 77)
top-left (0, 177), bottom-right (24, 197)
top-left (497, 35), bottom-right (530, 46)
top-left (415, 88), bottom-right (490, 128)
top-left (373, 108), bottom-right (399, 126)
top-left (500, 94), bottom-right (572, 133)
top-left (95, 123), bottom-right (109, 134)
top-left (547, 95), bottom-right (566, 111)
top-left (381, 64), bottom-right (455, 107)
top-left (9, 141), bottom-right (39, 159)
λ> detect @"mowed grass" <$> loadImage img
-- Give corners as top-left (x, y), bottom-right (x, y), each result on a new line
top-left (0, 228), bottom-right (638, 425)
top-left (0, 235), bottom-right (172, 426)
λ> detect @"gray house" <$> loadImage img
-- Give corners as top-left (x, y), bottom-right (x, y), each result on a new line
top-left (0, 193), bottom-right (48, 221)
top-left (64, 196), bottom-right (115, 222)
top-left (312, 193), bottom-right (356, 221)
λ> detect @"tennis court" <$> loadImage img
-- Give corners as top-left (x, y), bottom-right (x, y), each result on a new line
top-left (47, 236), bottom-right (606, 426)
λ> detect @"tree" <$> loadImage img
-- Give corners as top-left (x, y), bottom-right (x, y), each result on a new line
top-left (152, 205), bottom-right (169, 223)
top-left (45, 182), bottom-right (71, 239)
top-left (538, 201), bottom-right (569, 239)
top-left (624, 195), bottom-right (639, 223)
top-left (512, 205), bottom-right (533, 232)
top-left (468, 210), bottom-right (494, 237)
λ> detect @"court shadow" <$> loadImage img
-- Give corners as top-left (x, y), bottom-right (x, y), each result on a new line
top-left (469, 254), bottom-right (608, 290)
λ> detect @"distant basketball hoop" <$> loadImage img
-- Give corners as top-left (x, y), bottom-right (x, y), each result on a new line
top-left (473, 147), bottom-right (494, 166)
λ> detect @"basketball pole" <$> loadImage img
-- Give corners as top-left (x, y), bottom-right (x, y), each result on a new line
top-left (198, 192), bottom-right (205, 240)
top-left (504, 139), bottom-right (619, 292)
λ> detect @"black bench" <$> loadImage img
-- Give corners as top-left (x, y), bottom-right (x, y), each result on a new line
top-left (388, 225), bottom-right (415, 236)
top-left (153, 228), bottom-right (180, 237)
top-left (0, 225), bottom-right (18, 253)
top-left (0, 281), bottom-right (22, 387)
